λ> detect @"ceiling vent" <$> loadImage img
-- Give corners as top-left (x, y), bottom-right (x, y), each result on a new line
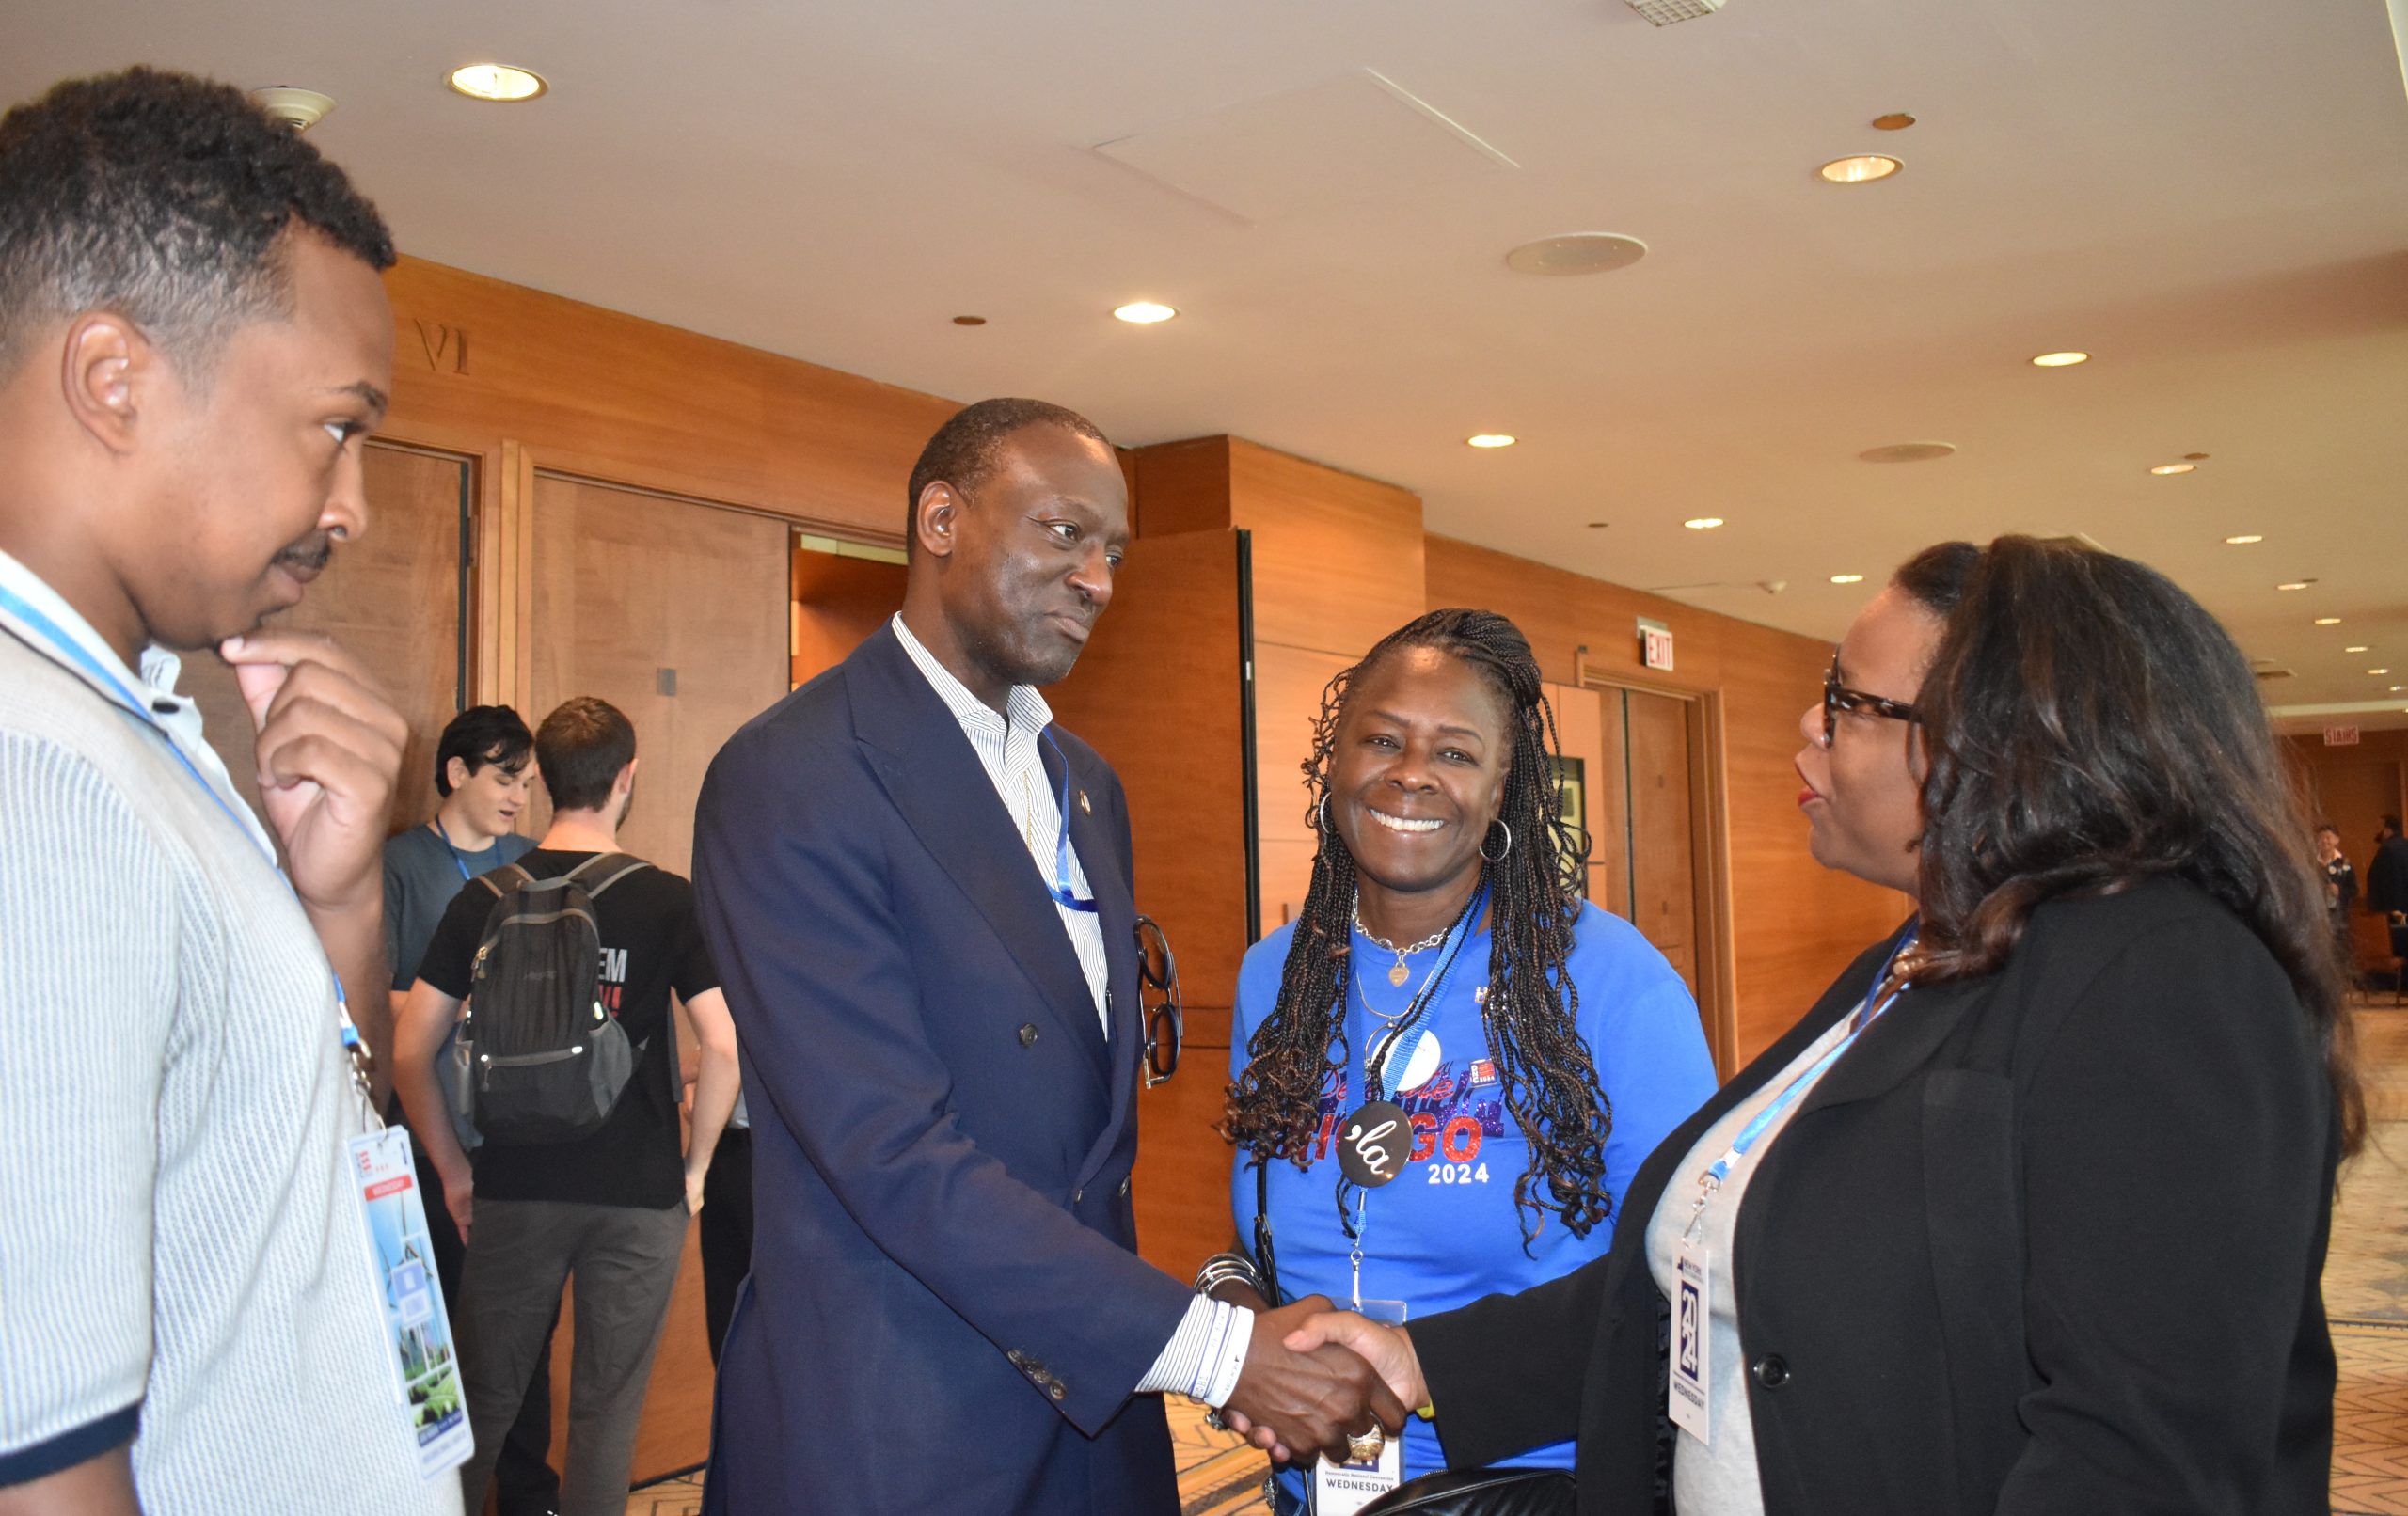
top-left (1627, 0), bottom-right (1723, 24)
top-left (2253, 668), bottom-right (2295, 682)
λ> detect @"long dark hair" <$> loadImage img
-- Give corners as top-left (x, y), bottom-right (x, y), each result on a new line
top-left (1225, 608), bottom-right (1615, 1240)
top-left (1903, 536), bottom-right (2363, 1154)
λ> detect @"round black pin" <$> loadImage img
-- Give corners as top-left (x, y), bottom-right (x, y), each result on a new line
top-left (1338, 1100), bottom-right (1412, 1188)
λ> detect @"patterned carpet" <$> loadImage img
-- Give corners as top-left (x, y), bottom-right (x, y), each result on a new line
top-left (623, 996), bottom-right (2408, 1514)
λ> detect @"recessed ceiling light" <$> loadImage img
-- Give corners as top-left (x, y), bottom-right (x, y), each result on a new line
top-left (1858, 441), bottom-right (1956, 464)
top-left (2392, 686), bottom-right (2406, 693)
top-left (447, 64), bottom-right (548, 102)
top-left (2225, 535), bottom-right (2263, 545)
top-left (2149, 463), bottom-right (2195, 476)
top-left (951, 315), bottom-right (987, 326)
top-left (2372, 669), bottom-right (2393, 676)
top-left (1818, 154), bottom-right (1902, 184)
top-left (1684, 517), bottom-right (1724, 530)
top-left (1466, 434), bottom-right (1517, 449)
top-left (252, 87), bottom-right (335, 132)
top-left (1112, 301), bottom-right (1177, 324)
top-left (2314, 617), bottom-right (2342, 625)
top-left (2277, 580), bottom-right (2315, 591)
top-left (1871, 113), bottom-right (1917, 131)
top-left (2030, 351), bottom-right (2089, 368)
top-left (2345, 645), bottom-right (2369, 653)
top-left (1503, 233), bottom-right (1648, 276)
top-left (1830, 573), bottom-right (1865, 584)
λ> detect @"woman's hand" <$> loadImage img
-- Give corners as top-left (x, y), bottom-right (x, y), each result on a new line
top-left (1283, 1309), bottom-right (1429, 1414)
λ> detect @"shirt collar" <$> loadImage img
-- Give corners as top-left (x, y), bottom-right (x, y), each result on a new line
top-left (889, 613), bottom-right (1054, 741)
top-left (0, 545), bottom-right (188, 719)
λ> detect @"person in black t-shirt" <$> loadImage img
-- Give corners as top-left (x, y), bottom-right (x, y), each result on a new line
top-left (393, 698), bottom-right (738, 1516)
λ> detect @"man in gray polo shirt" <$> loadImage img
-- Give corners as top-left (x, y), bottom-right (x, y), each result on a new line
top-left (0, 70), bottom-right (460, 1515)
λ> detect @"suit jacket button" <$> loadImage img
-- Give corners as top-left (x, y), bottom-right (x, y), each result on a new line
top-left (1048, 1382), bottom-right (1068, 1401)
top-left (1751, 1354), bottom-right (1790, 1389)
top-left (1018, 1023), bottom-right (1038, 1048)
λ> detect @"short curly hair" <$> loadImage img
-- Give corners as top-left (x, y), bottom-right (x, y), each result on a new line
top-left (904, 398), bottom-right (1111, 557)
top-left (0, 67), bottom-right (396, 382)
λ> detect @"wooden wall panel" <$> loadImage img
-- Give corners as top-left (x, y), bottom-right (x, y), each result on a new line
top-left (1226, 439), bottom-right (1425, 660)
top-left (385, 259), bottom-right (955, 543)
top-left (1428, 536), bottom-right (1909, 1066)
top-left (188, 441), bottom-right (466, 838)
top-left (526, 476), bottom-right (788, 878)
top-left (1710, 617), bottom-right (1912, 1062)
top-left (1046, 529), bottom-right (1251, 1025)
top-left (1044, 529), bottom-right (1253, 1279)
top-left (1131, 437), bottom-right (1234, 539)
top-left (1252, 643), bottom-right (1353, 927)
top-left (1626, 689), bottom-right (1701, 994)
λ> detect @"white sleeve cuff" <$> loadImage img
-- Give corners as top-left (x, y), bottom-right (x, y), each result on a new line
top-left (1135, 1296), bottom-right (1254, 1405)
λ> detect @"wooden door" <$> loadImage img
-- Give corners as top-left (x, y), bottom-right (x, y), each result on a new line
top-left (1047, 528), bottom-right (1253, 1280)
top-left (524, 474), bottom-right (787, 1485)
top-left (189, 441), bottom-right (468, 834)
top-left (1624, 689), bottom-right (1702, 995)
top-left (525, 475), bottom-right (787, 876)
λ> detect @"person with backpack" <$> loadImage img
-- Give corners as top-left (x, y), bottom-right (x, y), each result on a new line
top-left (379, 703), bottom-right (562, 1516)
top-left (393, 696), bottom-right (739, 1516)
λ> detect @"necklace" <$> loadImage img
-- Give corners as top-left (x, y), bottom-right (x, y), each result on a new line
top-left (1353, 900), bottom-right (1452, 986)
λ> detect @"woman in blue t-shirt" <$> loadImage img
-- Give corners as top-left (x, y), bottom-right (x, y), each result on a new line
top-left (1211, 608), bottom-right (1717, 1512)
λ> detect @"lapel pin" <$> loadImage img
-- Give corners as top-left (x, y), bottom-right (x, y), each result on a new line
top-left (1078, 790), bottom-right (1092, 815)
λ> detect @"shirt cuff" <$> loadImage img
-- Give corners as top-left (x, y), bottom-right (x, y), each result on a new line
top-left (1135, 1296), bottom-right (1254, 1405)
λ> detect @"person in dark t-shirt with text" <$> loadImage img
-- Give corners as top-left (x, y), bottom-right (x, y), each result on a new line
top-left (394, 697), bottom-right (739, 1516)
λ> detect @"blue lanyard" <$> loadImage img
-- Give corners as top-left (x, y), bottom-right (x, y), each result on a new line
top-left (1700, 924), bottom-right (1918, 1191)
top-left (0, 582), bottom-right (362, 1055)
top-left (1037, 729), bottom-right (1098, 914)
top-left (429, 818), bottom-right (475, 884)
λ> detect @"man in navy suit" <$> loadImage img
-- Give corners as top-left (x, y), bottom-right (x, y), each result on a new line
top-left (693, 399), bottom-right (1402, 1514)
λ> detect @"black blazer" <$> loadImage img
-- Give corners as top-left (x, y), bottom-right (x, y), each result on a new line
top-left (1414, 877), bottom-right (2339, 1516)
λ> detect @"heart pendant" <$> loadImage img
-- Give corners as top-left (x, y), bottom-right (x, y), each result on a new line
top-left (1387, 962), bottom-right (1410, 987)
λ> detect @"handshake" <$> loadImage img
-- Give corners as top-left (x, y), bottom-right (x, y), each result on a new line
top-left (1212, 1296), bottom-right (1434, 1466)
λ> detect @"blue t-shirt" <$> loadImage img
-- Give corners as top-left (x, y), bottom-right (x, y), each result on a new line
top-left (1230, 900), bottom-right (1716, 1493)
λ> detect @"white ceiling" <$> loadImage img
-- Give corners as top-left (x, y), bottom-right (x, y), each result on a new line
top-left (10, 0), bottom-right (2408, 724)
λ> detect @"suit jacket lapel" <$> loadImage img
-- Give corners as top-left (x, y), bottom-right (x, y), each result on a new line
top-left (848, 626), bottom-right (1109, 1087)
top-left (1598, 919), bottom-right (1916, 1280)
top-left (1797, 970), bottom-right (1988, 1117)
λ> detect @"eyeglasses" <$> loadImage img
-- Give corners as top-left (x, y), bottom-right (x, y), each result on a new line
top-left (1136, 914), bottom-right (1182, 1088)
top-left (1822, 652), bottom-right (1919, 746)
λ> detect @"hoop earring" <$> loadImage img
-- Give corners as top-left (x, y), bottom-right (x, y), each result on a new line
top-left (1316, 795), bottom-right (1332, 833)
top-left (1480, 819), bottom-right (1513, 862)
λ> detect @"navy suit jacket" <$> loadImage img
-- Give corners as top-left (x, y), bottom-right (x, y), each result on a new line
top-left (692, 624), bottom-right (1189, 1515)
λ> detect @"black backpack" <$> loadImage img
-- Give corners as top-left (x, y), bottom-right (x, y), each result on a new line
top-left (458, 853), bottom-right (651, 1146)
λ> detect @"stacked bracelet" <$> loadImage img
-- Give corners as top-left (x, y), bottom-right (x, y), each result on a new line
top-left (1194, 1251), bottom-right (1266, 1301)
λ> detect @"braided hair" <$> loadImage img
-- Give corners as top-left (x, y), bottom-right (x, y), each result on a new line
top-left (1226, 608), bottom-right (1615, 1241)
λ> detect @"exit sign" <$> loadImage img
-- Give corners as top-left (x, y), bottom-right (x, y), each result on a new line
top-left (1639, 618), bottom-right (1675, 671)
top-left (2325, 725), bottom-right (2361, 747)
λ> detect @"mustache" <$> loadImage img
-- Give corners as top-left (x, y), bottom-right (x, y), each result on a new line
top-left (272, 533), bottom-right (335, 574)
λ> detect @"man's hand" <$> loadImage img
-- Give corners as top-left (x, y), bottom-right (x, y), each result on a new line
top-left (1218, 1295), bottom-right (1407, 1466)
top-left (222, 630), bottom-right (405, 911)
top-left (684, 1161), bottom-right (708, 1218)
top-left (223, 630), bottom-right (408, 1096)
top-left (1284, 1308), bottom-right (1429, 1416)
top-left (439, 1158), bottom-right (474, 1242)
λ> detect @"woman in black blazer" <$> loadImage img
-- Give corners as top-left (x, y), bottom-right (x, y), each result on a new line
top-left (1291, 536), bottom-right (2363, 1515)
